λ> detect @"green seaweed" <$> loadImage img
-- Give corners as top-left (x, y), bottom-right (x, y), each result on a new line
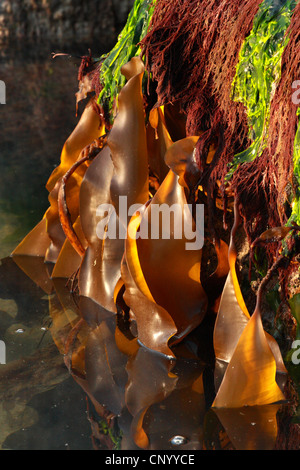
top-left (288, 293), bottom-right (300, 339)
top-left (285, 293), bottom-right (300, 422)
top-left (97, 0), bottom-right (156, 122)
top-left (289, 109), bottom-right (300, 226)
top-left (226, 0), bottom-right (296, 181)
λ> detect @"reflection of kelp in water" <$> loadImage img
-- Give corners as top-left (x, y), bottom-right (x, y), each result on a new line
top-left (0, 254), bottom-right (292, 450)
top-left (9, 0), bottom-right (300, 450)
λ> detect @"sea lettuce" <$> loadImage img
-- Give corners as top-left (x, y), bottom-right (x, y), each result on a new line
top-left (97, 0), bottom-right (156, 121)
top-left (226, 0), bottom-right (296, 180)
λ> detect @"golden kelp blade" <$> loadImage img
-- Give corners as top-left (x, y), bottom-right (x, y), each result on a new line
top-left (122, 239), bottom-right (177, 357)
top-left (135, 170), bottom-right (207, 343)
top-left (131, 408), bottom-right (149, 449)
top-left (78, 56), bottom-right (150, 312)
top-left (46, 99), bottom-right (104, 194)
top-left (164, 136), bottom-right (200, 190)
top-left (107, 56), bottom-right (149, 224)
top-left (51, 216), bottom-right (87, 279)
top-left (12, 217), bottom-right (50, 258)
top-left (13, 98), bottom-right (104, 265)
top-left (125, 208), bottom-right (155, 302)
top-left (78, 146), bottom-right (124, 311)
top-left (213, 260), bottom-right (249, 391)
top-left (213, 257), bottom-right (250, 365)
top-left (45, 99), bottom-right (105, 263)
top-left (213, 202), bottom-right (287, 405)
top-left (212, 310), bottom-right (285, 408)
top-left (123, 136), bottom-right (207, 354)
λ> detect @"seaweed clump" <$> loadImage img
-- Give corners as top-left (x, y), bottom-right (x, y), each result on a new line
top-left (11, 0), bottom-right (300, 449)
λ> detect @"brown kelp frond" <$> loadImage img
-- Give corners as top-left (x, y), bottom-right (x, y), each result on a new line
top-left (58, 135), bottom-right (108, 257)
top-left (231, 2), bottom-right (300, 244)
top-left (213, 203), bottom-right (288, 408)
top-left (141, 0), bottom-right (263, 234)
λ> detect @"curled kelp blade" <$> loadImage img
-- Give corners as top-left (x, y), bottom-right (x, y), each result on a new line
top-left (212, 309), bottom-right (286, 408)
top-left (132, 167), bottom-right (207, 344)
top-left (79, 147), bottom-right (113, 247)
top-left (46, 98), bottom-right (104, 194)
top-left (213, 202), bottom-right (287, 403)
top-left (85, 317), bottom-right (129, 416)
top-left (12, 218), bottom-right (51, 258)
top-left (164, 136), bottom-right (200, 191)
top-left (79, 234), bottom-right (125, 313)
top-left (45, 98), bottom-right (104, 263)
top-left (107, 56), bottom-right (149, 230)
top-left (122, 244), bottom-right (177, 357)
top-left (77, 146), bottom-right (124, 312)
top-left (213, 232), bottom-right (250, 366)
top-left (51, 216), bottom-right (87, 280)
top-left (45, 178), bottom-right (67, 264)
top-left (79, 55), bottom-right (150, 311)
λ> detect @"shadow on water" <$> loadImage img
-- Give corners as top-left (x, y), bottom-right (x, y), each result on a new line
top-left (0, 254), bottom-right (297, 450)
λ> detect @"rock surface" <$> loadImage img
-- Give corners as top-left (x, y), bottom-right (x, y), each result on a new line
top-left (0, 0), bottom-right (134, 47)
